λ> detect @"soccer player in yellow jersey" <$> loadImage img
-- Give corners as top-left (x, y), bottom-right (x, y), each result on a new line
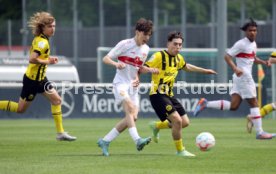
top-left (0, 12), bottom-right (76, 141)
top-left (143, 31), bottom-right (216, 157)
top-left (247, 51), bottom-right (276, 133)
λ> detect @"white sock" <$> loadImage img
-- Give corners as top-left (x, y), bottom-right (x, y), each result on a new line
top-left (207, 100), bottom-right (230, 110)
top-left (128, 127), bottom-right (140, 143)
top-left (103, 128), bottom-right (120, 142)
top-left (249, 107), bottom-right (263, 133)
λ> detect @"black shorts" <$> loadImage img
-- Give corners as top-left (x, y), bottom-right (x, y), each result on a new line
top-left (20, 74), bottom-right (53, 101)
top-left (149, 93), bottom-right (186, 121)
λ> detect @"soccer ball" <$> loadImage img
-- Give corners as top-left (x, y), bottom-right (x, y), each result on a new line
top-left (196, 132), bottom-right (215, 151)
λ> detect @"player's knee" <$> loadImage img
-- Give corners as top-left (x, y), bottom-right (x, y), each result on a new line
top-left (126, 103), bottom-right (136, 115)
top-left (230, 104), bottom-right (239, 110)
top-left (182, 120), bottom-right (190, 128)
top-left (172, 117), bottom-right (182, 127)
top-left (181, 114), bottom-right (190, 128)
top-left (51, 98), bottom-right (62, 105)
top-left (230, 106), bottom-right (239, 111)
top-left (17, 108), bottom-right (26, 114)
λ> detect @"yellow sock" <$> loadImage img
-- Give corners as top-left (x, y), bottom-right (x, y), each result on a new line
top-left (51, 105), bottom-right (64, 133)
top-left (174, 139), bottom-right (184, 152)
top-left (156, 120), bottom-right (170, 129)
top-left (260, 103), bottom-right (275, 118)
top-left (0, 101), bottom-right (18, 112)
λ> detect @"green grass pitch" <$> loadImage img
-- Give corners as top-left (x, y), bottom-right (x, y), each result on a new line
top-left (0, 118), bottom-right (276, 174)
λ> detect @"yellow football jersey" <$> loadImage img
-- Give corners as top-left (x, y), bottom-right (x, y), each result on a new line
top-left (271, 51), bottom-right (276, 58)
top-left (25, 34), bottom-right (50, 81)
top-left (145, 50), bottom-right (186, 96)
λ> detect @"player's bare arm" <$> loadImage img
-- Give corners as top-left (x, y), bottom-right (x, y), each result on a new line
top-left (139, 65), bottom-right (159, 74)
top-left (29, 52), bottom-right (57, 65)
top-left (224, 53), bottom-right (243, 77)
top-left (183, 63), bottom-right (217, 74)
top-left (269, 52), bottom-right (276, 64)
top-left (103, 55), bottom-right (126, 69)
top-left (254, 56), bottom-right (269, 66)
top-left (269, 57), bottom-right (276, 64)
top-left (49, 56), bottom-right (58, 64)
top-left (132, 73), bottom-right (140, 87)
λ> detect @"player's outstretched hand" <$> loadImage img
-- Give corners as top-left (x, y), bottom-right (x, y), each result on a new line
top-left (49, 56), bottom-right (58, 64)
top-left (132, 79), bottom-right (140, 87)
top-left (234, 67), bottom-right (243, 77)
top-left (205, 69), bottom-right (217, 75)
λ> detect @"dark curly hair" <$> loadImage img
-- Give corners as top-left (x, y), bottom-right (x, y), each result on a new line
top-left (167, 31), bottom-right (183, 42)
top-left (240, 18), bottom-right (258, 31)
top-left (135, 18), bottom-right (153, 35)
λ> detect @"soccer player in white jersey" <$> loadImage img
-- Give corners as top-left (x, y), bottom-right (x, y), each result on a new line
top-left (193, 18), bottom-right (276, 139)
top-left (97, 18), bottom-right (159, 156)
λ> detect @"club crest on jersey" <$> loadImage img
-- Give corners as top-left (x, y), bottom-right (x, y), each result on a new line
top-left (28, 94), bottom-right (34, 100)
top-left (166, 105), bottom-right (172, 111)
top-left (38, 41), bottom-right (46, 49)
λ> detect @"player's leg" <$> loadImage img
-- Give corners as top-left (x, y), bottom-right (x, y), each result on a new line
top-left (239, 78), bottom-right (270, 136)
top-left (229, 93), bottom-right (243, 110)
top-left (0, 100), bottom-right (19, 112)
top-left (181, 114), bottom-right (190, 128)
top-left (149, 119), bottom-right (169, 143)
top-left (246, 98), bottom-right (275, 139)
top-left (173, 97), bottom-right (190, 128)
top-left (98, 84), bottom-right (150, 155)
top-left (194, 92), bottom-right (242, 116)
top-left (167, 111), bottom-right (195, 157)
top-left (173, 99), bottom-right (194, 156)
top-left (0, 98), bottom-right (32, 113)
top-left (43, 88), bottom-right (76, 141)
top-left (193, 98), bottom-right (231, 116)
top-left (148, 96), bottom-right (190, 143)
top-left (260, 102), bottom-right (276, 118)
top-left (0, 75), bottom-right (34, 113)
top-left (97, 84), bottom-right (128, 156)
top-left (194, 76), bottom-right (243, 116)
top-left (98, 118), bottom-right (124, 156)
top-left (246, 101), bottom-right (275, 133)
top-left (149, 94), bottom-right (172, 143)
top-left (123, 90), bottom-right (151, 151)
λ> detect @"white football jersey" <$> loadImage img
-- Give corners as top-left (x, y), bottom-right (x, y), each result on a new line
top-left (107, 38), bottom-right (149, 83)
top-left (227, 37), bottom-right (257, 76)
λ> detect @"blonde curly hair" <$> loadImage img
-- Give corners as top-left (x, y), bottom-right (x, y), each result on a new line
top-left (28, 12), bottom-right (55, 36)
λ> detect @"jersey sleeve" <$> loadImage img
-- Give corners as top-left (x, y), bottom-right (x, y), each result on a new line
top-left (32, 38), bottom-right (48, 55)
top-left (227, 41), bottom-right (243, 57)
top-left (178, 54), bottom-right (187, 70)
top-left (271, 51), bottom-right (276, 58)
top-left (107, 40), bottom-right (127, 59)
top-left (144, 52), bottom-right (162, 68)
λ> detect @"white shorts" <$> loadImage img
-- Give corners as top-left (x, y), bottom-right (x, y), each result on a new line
top-left (113, 83), bottom-right (139, 107)
top-left (230, 74), bottom-right (256, 99)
